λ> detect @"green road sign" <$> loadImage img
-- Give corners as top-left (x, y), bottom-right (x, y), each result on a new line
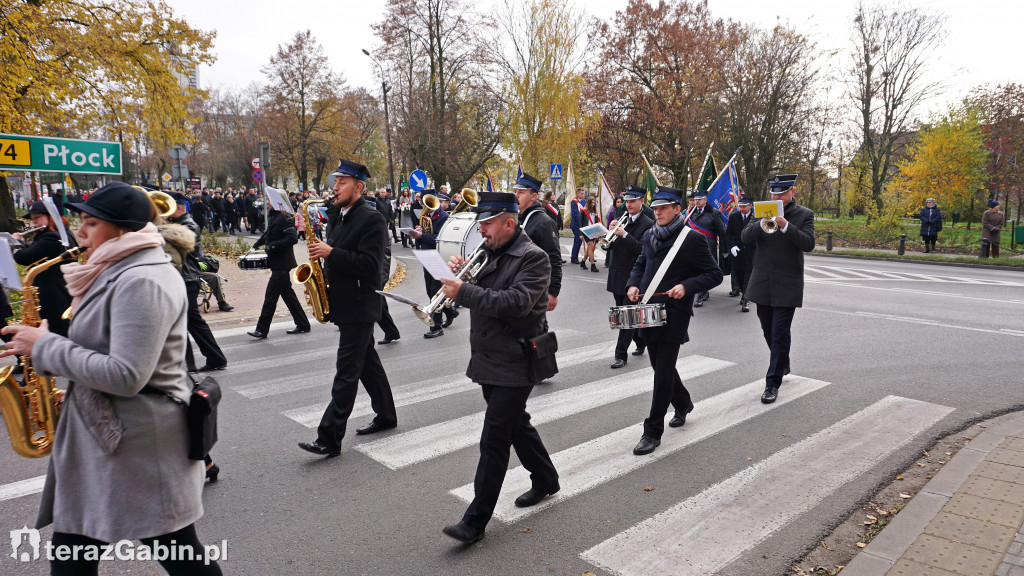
top-left (0, 133), bottom-right (122, 175)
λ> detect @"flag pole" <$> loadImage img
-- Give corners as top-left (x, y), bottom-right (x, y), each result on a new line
top-left (705, 147), bottom-right (743, 190)
top-left (696, 143), bottom-right (713, 189)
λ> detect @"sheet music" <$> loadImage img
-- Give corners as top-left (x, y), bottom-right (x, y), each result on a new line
top-left (413, 249), bottom-right (456, 281)
top-left (375, 290), bottom-right (423, 308)
top-left (0, 238), bottom-right (23, 290)
top-left (580, 222), bottom-right (609, 240)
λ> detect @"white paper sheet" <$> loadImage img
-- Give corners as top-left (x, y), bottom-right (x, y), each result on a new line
top-left (375, 290), bottom-right (423, 308)
top-left (413, 249), bottom-right (456, 281)
top-left (40, 196), bottom-right (68, 246)
top-left (580, 222), bottom-right (609, 240)
top-left (0, 238), bottom-right (23, 289)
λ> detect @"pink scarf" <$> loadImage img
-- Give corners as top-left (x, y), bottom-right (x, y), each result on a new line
top-left (61, 223), bottom-right (165, 309)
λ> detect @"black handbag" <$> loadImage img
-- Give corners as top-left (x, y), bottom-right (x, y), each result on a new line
top-left (516, 331), bottom-right (559, 383)
top-left (185, 372), bottom-right (221, 460)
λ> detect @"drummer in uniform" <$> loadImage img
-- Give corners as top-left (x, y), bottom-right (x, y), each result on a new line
top-left (408, 189), bottom-right (452, 337)
top-left (626, 186), bottom-right (722, 456)
top-left (606, 185), bottom-right (654, 368)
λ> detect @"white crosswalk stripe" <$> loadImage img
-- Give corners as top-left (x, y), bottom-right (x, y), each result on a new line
top-left (355, 356), bottom-right (734, 469)
top-left (581, 395), bottom-right (954, 576)
top-left (804, 265), bottom-right (1024, 286)
top-left (0, 475), bottom-right (45, 503)
top-left (450, 375), bottom-right (831, 523)
top-left (281, 341), bottom-right (617, 427)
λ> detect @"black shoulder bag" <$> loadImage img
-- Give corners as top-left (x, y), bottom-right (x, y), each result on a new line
top-left (146, 372), bottom-right (221, 460)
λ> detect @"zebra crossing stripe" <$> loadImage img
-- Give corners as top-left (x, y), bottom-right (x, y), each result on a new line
top-left (581, 395), bottom-right (953, 576)
top-left (281, 342), bottom-right (618, 427)
top-left (450, 375), bottom-right (830, 523)
top-left (354, 356), bottom-right (734, 470)
top-left (0, 475), bottom-right (46, 502)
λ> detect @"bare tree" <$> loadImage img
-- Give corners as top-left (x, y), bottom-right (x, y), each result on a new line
top-left (847, 1), bottom-right (945, 211)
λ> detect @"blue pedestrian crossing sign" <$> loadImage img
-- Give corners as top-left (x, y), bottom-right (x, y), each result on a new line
top-left (409, 169), bottom-right (427, 191)
top-left (550, 164), bottom-right (562, 180)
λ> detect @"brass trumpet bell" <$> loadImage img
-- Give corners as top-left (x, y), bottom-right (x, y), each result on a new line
top-left (760, 217), bottom-right (778, 234)
top-left (145, 190), bottom-right (178, 218)
top-left (452, 188), bottom-right (478, 214)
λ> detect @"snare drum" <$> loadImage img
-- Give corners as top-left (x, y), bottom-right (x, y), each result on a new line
top-left (237, 251), bottom-right (269, 270)
top-left (436, 212), bottom-right (484, 262)
top-left (608, 303), bottom-right (667, 329)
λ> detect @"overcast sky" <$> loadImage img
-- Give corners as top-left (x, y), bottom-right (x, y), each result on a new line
top-left (168, 0), bottom-right (1022, 120)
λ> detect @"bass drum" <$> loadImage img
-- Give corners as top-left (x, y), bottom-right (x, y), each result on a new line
top-left (436, 212), bottom-right (484, 263)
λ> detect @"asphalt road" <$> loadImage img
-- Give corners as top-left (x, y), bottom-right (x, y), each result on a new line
top-left (1, 241), bottom-right (1022, 576)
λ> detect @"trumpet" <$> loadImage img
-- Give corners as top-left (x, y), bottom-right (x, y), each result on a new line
top-left (142, 189), bottom-right (178, 219)
top-left (598, 219), bottom-right (626, 251)
top-left (760, 217), bottom-right (779, 234)
top-left (414, 246), bottom-right (488, 325)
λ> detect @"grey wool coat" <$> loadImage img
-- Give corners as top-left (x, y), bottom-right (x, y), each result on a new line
top-left (32, 246), bottom-right (204, 542)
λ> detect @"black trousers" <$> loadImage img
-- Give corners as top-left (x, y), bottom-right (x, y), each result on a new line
top-left (755, 304), bottom-right (796, 388)
top-left (463, 384), bottom-right (558, 530)
top-left (316, 322), bottom-right (397, 449)
top-left (185, 282), bottom-right (226, 368)
top-left (422, 270), bottom-right (444, 329)
top-left (612, 293), bottom-right (644, 360)
top-left (643, 340), bottom-right (694, 439)
top-left (377, 299), bottom-right (400, 340)
top-left (50, 525), bottom-right (222, 576)
top-left (733, 255), bottom-right (752, 296)
top-left (255, 269), bottom-right (311, 334)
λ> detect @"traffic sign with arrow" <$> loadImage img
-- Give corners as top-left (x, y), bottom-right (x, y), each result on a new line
top-left (409, 169), bottom-right (427, 192)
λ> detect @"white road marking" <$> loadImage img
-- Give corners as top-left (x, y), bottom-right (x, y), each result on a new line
top-left (581, 395), bottom-right (954, 576)
top-left (281, 342), bottom-right (617, 427)
top-left (451, 375), bottom-right (830, 523)
top-left (0, 475), bottom-right (46, 502)
top-left (804, 307), bottom-right (1024, 338)
top-left (805, 279), bottom-right (1024, 305)
top-left (805, 265), bottom-right (1024, 286)
top-left (355, 356), bottom-right (734, 469)
top-left (211, 317), bottom-right (316, 339)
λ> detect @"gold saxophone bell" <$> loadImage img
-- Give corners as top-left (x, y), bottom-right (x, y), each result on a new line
top-left (760, 217), bottom-right (779, 234)
top-left (451, 189), bottom-right (478, 214)
top-left (293, 198), bottom-right (331, 323)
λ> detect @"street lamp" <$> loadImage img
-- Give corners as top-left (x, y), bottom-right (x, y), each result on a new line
top-left (362, 48), bottom-right (396, 194)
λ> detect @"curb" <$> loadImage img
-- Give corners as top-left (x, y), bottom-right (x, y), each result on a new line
top-left (810, 247), bottom-right (1024, 272)
top-left (842, 411), bottom-right (1024, 575)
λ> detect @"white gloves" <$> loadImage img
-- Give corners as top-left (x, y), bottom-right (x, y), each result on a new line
top-left (730, 246), bottom-right (740, 257)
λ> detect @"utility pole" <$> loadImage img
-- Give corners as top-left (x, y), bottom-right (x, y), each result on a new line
top-left (363, 49), bottom-right (396, 193)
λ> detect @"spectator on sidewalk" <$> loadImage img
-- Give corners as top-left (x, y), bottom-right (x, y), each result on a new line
top-left (982, 199), bottom-right (1005, 258)
top-left (917, 198), bottom-right (943, 253)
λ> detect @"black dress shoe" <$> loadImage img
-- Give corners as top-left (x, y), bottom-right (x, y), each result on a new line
top-left (205, 463), bottom-right (220, 483)
top-left (693, 298), bottom-right (704, 308)
top-left (728, 290), bottom-right (740, 297)
top-left (218, 303), bottom-right (235, 312)
top-left (783, 366), bottom-right (791, 376)
top-left (610, 358), bottom-right (627, 369)
top-left (286, 326), bottom-right (311, 334)
top-left (423, 328), bottom-right (444, 339)
top-left (247, 330), bottom-right (267, 339)
top-left (355, 419), bottom-right (397, 435)
top-left (633, 436), bottom-right (660, 455)
top-left (514, 484), bottom-right (560, 508)
top-left (740, 299), bottom-right (749, 313)
top-left (298, 440), bottom-right (340, 457)
top-left (761, 387), bottom-right (779, 404)
top-left (570, 258), bottom-right (580, 264)
top-left (197, 363), bottom-right (227, 372)
top-left (378, 336), bottom-right (400, 345)
top-left (668, 412), bottom-right (687, 428)
top-left (442, 308), bottom-right (459, 328)
top-left (442, 522), bottom-right (485, 544)
top-left (631, 347), bottom-right (645, 357)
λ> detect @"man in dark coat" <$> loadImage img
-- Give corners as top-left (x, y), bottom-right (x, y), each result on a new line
top-left (917, 198), bottom-right (942, 253)
top-left (626, 186), bottom-right (723, 456)
top-left (437, 192), bottom-right (559, 544)
top-left (210, 191), bottom-right (225, 233)
top-left (568, 187), bottom-right (586, 263)
top-left (246, 205), bottom-right (311, 339)
top-left (741, 174), bottom-right (815, 404)
top-left (606, 186), bottom-right (654, 368)
top-left (167, 194), bottom-right (227, 372)
top-left (408, 189), bottom-right (452, 337)
top-left (298, 159), bottom-right (398, 457)
top-left (365, 190), bottom-right (400, 345)
top-left (12, 201), bottom-right (74, 338)
top-left (688, 190), bottom-right (728, 308)
top-left (514, 172), bottom-right (562, 311)
top-left (725, 195), bottom-right (756, 312)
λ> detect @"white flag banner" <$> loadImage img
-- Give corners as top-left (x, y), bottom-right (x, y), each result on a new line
top-left (598, 173), bottom-right (615, 222)
top-left (265, 186), bottom-right (294, 214)
top-left (563, 155), bottom-right (576, 226)
top-left (40, 196), bottom-right (68, 246)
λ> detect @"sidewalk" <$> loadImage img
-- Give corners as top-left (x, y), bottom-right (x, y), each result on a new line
top-left (843, 411), bottom-right (1024, 576)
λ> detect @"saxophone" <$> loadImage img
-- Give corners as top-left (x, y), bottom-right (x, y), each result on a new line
top-left (0, 247), bottom-right (81, 458)
top-left (292, 198), bottom-right (331, 323)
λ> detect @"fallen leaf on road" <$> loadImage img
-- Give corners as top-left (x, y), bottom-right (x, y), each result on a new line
top-left (899, 493), bottom-right (912, 499)
top-left (644, 486), bottom-right (654, 491)
top-left (856, 542), bottom-right (867, 548)
top-left (747, 457), bottom-right (753, 461)
top-left (896, 475), bottom-right (904, 480)
top-left (521, 528), bottom-right (532, 533)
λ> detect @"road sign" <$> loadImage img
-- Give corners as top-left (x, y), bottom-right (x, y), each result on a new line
top-left (252, 169), bottom-right (264, 183)
top-left (172, 164), bottom-right (189, 179)
top-left (550, 164), bottom-right (563, 180)
top-left (0, 133), bottom-right (122, 175)
top-left (162, 172), bottom-right (172, 183)
top-left (250, 156), bottom-right (261, 170)
top-left (170, 145), bottom-right (188, 161)
top-left (409, 169), bottom-right (427, 191)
